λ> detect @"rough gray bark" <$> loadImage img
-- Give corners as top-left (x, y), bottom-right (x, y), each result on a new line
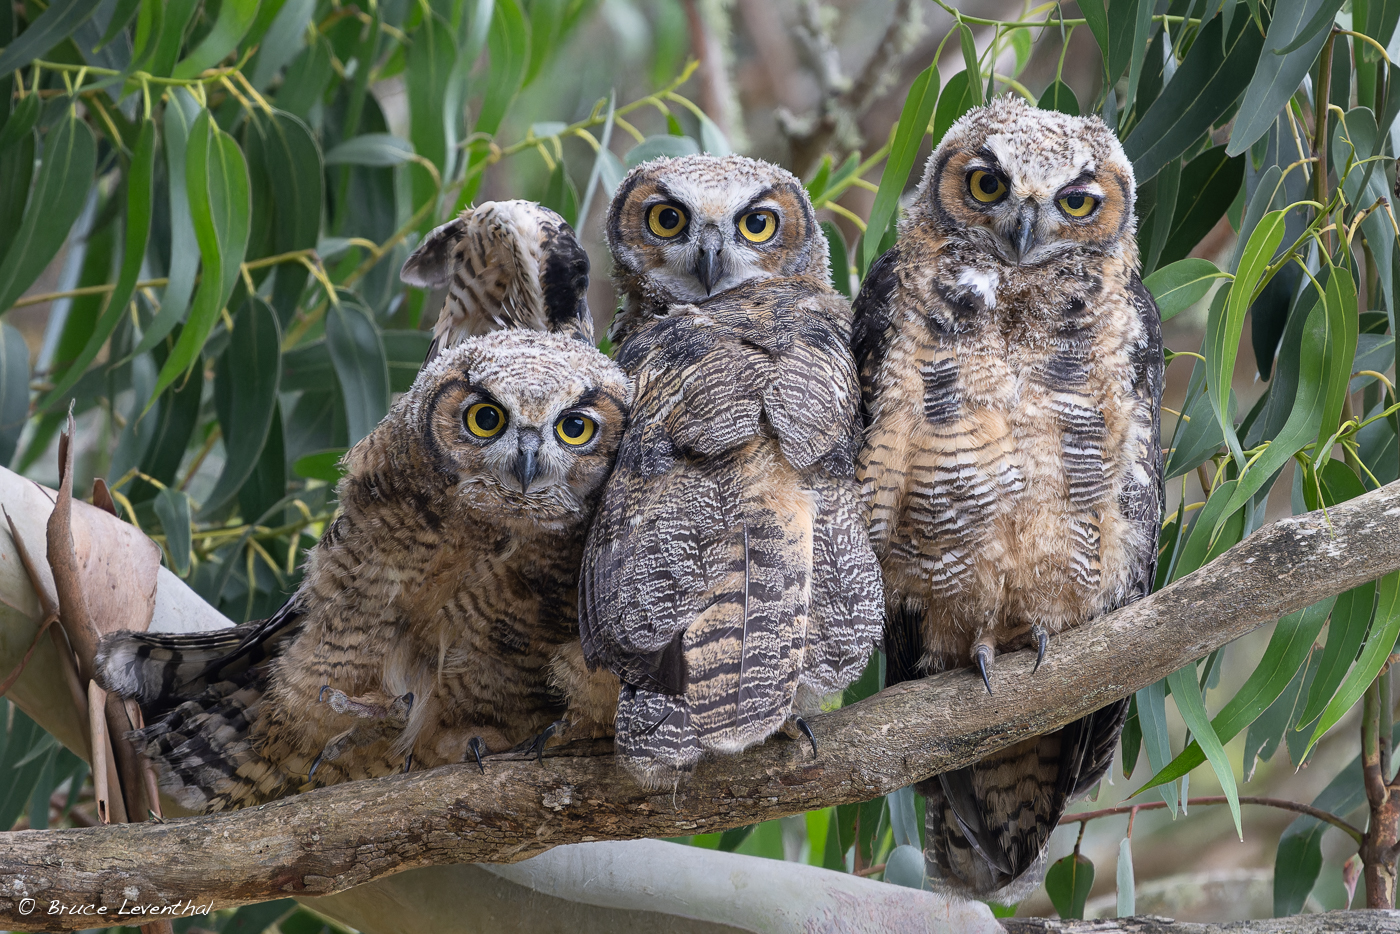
top-left (1, 481), bottom-right (1399, 930)
top-left (1001, 911), bottom-right (1400, 933)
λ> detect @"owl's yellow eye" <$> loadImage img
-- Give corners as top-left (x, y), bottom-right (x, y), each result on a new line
top-left (555, 413), bottom-right (597, 446)
top-left (1058, 192), bottom-right (1098, 217)
top-left (466, 403), bottom-right (505, 438)
top-left (647, 203), bottom-right (687, 238)
top-left (738, 210), bottom-right (777, 243)
top-left (968, 170), bottom-right (1007, 204)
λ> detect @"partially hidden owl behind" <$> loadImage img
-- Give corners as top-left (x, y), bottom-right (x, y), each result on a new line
top-left (98, 329), bottom-right (630, 812)
top-left (853, 96), bottom-right (1163, 899)
top-left (400, 199), bottom-right (593, 360)
top-left (581, 154), bottom-right (884, 789)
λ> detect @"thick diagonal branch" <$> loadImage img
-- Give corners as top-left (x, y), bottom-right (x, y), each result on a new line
top-left (2, 481), bottom-right (1400, 930)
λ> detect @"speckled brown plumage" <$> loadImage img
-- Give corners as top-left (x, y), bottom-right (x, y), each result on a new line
top-left (854, 96), bottom-right (1163, 900)
top-left (584, 155), bottom-right (883, 789)
top-left (401, 200), bottom-right (593, 360)
top-left (98, 331), bottom-right (630, 812)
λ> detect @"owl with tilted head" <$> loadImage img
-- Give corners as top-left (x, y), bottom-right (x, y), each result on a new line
top-left (98, 328), bottom-right (630, 812)
top-left (581, 153), bottom-right (884, 789)
top-left (853, 95), bottom-right (1163, 900)
top-left (402, 200), bottom-right (593, 360)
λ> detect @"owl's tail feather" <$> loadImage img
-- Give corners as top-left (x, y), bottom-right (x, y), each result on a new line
top-left (615, 685), bottom-right (702, 790)
top-left (919, 699), bottom-right (1129, 901)
top-left (134, 676), bottom-right (305, 813)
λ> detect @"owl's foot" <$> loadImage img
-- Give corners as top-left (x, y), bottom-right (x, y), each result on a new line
top-left (403, 753), bottom-right (413, 774)
top-left (1031, 625), bottom-right (1049, 673)
top-left (319, 686), bottom-right (416, 729)
top-left (973, 643), bottom-right (995, 695)
top-left (525, 719), bottom-right (568, 762)
top-left (466, 736), bottom-right (487, 773)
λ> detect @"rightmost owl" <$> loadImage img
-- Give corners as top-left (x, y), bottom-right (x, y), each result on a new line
top-left (853, 96), bottom-right (1163, 901)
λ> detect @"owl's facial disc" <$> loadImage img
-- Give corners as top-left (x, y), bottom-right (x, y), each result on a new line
top-left (957, 146), bottom-right (1110, 265)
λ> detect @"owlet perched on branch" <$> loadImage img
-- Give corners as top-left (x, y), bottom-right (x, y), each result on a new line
top-left (400, 200), bottom-right (594, 360)
top-left (853, 96), bottom-right (1164, 900)
top-left (581, 154), bottom-right (884, 789)
top-left (99, 218), bottom-right (628, 810)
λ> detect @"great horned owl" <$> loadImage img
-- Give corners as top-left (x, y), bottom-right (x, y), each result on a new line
top-left (400, 200), bottom-right (593, 360)
top-left (581, 154), bottom-right (884, 789)
top-left (854, 96), bottom-right (1163, 899)
top-left (97, 331), bottom-right (630, 811)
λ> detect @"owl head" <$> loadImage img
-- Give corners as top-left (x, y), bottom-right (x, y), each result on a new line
top-left (605, 154), bottom-right (829, 336)
top-left (349, 331), bottom-right (631, 533)
top-left (400, 200), bottom-right (592, 357)
top-left (909, 96), bottom-right (1137, 266)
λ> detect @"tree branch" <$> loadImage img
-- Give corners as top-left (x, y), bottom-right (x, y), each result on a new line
top-left (1060, 797), bottom-right (1365, 845)
top-left (2, 480), bottom-right (1399, 929)
top-left (1001, 910), bottom-right (1400, 933)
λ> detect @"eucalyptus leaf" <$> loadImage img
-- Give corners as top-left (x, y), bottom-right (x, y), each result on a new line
top-left (864, 61), bottom-right (939, 271)
top-left (153, 486), bottom-right (193, 576)
top-left (327, 299), bottom-right (389, 445)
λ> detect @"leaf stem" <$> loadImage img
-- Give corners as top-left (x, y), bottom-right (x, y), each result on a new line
top-left (1062, 796), bottom-right (1365, 845)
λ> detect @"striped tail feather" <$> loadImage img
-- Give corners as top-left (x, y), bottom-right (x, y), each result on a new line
top-left (134, 676), bottom-right (305, 812)
top-left (614, 685), bottom-right (701, 789)
top-left (919, 699), bottom-right (1130, 901)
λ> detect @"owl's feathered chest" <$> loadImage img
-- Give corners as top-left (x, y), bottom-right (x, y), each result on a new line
top-left (860, 246), bottom-right (1158, 640)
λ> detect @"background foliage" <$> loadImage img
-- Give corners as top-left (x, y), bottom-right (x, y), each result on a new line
top-left (0, 0), bottom-right (1398, 926)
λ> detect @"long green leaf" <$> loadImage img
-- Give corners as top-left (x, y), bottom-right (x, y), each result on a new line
top-left (1135, 597), bottom-right (1334, 790)
top-left (1212, 287), bottom-right (1331, 520)
top-left (1312, 261), bottom-right (1359, 472)
top-left (1046, 853), bottom-right (1095, 919)
top-left (146, 0), bottom-right (200, 77)
top-left (1136, 679), bottom-right (1179, 813)
top-left (171, 0), bottom-right (261, 79)
top-left (1116, 837), bottom-right (1136, 918)
top-left (1122, 14), bottom-right (1265, 182)
top-left (1299, 579), bottom-right (1377, 726)
top-left (0, 0), bottom-right (97, 75)
top-left (1228, 0), bottom-right (1344, 154)
top-left (0, 321), bottom-right (27, 466)
top-left (407, 8), bottom-right (457, 213)
top-left (0, 127), bottom-right (34, 265)
top-left (958, 24), bottom-right (983, 105)
top-left (153, 486), bottom-right (193, 576)
top-left (1304, 572), bottom-right (1400, 756)
top-left (1205, 210), bottom-right (1286, 464)
top-left (325, 133), bottom-right (415, 167)
top-left (862, 61), bottom-right (939, 271)
top-left (1122, 0), bottom-right (1155, 123)
top-left (133, 91), bottom-right (201, 357)
top-left (327, 299), bottom-right (389, 444)
top-left (1167, 665), bottom-right (1241, 838)
top-left (151, 113), bottom-right (251, 404)
top-left (1159, 148), bottom-right (1244, 268)
top-left (244, 110), bottom-right (322, 322)
top-left (1143, 258), bottom-right (1227, 320)
top-left (0, 109), bottom-right (96, 315)
top-left (203, 298), bottom-right (282, 517)
top-left (43, 118), bottom-right (156, 406)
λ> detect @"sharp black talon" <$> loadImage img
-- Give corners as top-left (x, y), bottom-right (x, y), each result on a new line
top-left (531, 722), bottom-right (559, 763)
top-left (318, 685), bottom-right (331, 703)
top-left (402, 692), bottom-right (414, 713)
top-left (467, 737), bottom-right (486, 774)
top-left (974, 644), bottom-right (994, 695)
top-left (1032, 625), bottom-right (1048, 674)
top-left (402, 754), bottom-right (413, 774)
top-left (309, 752), bottom-right (324, 777)
top-left (795, 716), bottom-right (818, 758)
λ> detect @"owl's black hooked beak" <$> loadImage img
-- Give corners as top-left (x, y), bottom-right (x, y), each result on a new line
top-left (693, 225), bottom-right (726, 295)
top-left (1012, 203), bottom-right (1038, 261)
top-left (512, 430), bottom-right (542, 491)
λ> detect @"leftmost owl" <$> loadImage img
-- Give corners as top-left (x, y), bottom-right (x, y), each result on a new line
top-left (97, 330), bottom-right (631, 811)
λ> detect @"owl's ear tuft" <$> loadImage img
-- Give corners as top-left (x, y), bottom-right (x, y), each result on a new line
top-left (401, 217), bottom-right (467, 289)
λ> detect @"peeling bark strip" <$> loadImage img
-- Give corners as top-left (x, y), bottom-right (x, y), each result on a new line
top-left (1002, 910), bottom-right (1400, 933)
top-left (1, 481), bottom-right (1399, 930)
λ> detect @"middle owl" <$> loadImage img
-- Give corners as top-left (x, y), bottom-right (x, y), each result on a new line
top-left (582, 154), bottom-right (884, 788)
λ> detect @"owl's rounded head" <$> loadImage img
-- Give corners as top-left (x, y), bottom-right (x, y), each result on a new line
top-left (382, 330), bottom-right (631, 532)
top-left (606, 154), bottom-right (830, 312)
top-left (909, 95), bottom-right (1136, 266)
top-left (401, 200), bottom-right (592, 357)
